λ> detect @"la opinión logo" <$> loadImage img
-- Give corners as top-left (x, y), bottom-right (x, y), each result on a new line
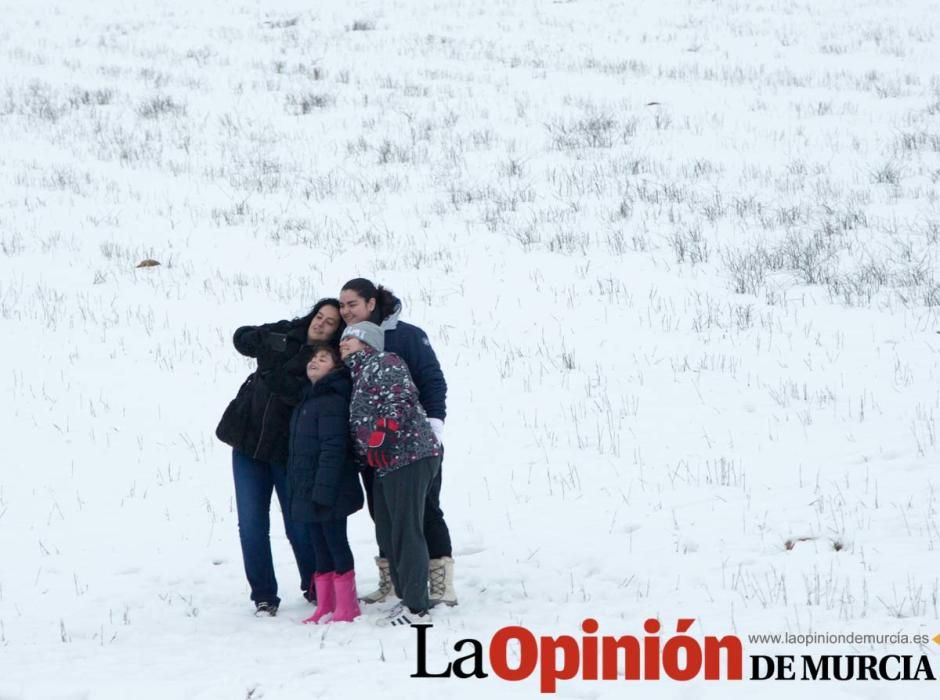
top-left (411, 619), bottom-right (940, 691)
top-left (412, 618), bottom-right (744, 692)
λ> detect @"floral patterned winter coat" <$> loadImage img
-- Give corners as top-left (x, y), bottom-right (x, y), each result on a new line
top-left (344, 348), bottom-right (441, 477)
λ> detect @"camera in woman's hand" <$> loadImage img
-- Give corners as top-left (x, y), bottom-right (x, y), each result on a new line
top-left (264, 332), bottom-right (289, 352)
top-left (257, 332), bottom-right (290, 370)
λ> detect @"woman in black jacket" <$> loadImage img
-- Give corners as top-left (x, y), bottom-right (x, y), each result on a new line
top-left (288, 343), bottom-right (364, 624)
top-left (216, 298), bottom-right (344, 615)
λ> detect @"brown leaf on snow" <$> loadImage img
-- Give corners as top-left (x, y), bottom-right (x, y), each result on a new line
top-left (136, 259), bottom-right (161, 268)
top-left (784, 536), bottom-right (817, 550)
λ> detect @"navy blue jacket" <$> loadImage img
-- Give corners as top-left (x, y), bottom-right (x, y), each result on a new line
top-left (381, 303), bottom-right (447, 421)
top-left (286, 370), bottom-right (364, 523)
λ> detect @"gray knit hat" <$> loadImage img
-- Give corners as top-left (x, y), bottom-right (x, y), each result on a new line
top-left (341, 321), bottom-right (384, 352)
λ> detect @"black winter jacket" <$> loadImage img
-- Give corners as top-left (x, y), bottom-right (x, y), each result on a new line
top-left (215, 316), bottom-right (316, 466)
top-left (287, 370), bottom-right (364, 522)
top-left (380, 301), bottom-right (447, 421)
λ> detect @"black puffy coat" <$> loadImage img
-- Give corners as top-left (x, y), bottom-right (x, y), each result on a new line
top-left (287, 369), bottom-right (364, 523)
top-left (215, 316), bottom-right (316, 466)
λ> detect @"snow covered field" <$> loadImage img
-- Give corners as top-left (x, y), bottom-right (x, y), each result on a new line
top-left (1, 0), bottom-right (939, 696)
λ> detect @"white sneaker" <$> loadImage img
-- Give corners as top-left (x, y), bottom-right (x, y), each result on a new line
top-left (376, 602), bottom-right (431, 627)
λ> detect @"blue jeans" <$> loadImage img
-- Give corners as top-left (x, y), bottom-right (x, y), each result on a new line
top-left (232, 449), bottom-right (317, 605)
top-left (309, 518), bottom-right (354, 574)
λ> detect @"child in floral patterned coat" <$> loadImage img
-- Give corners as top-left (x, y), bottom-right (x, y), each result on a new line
top-left (339, 322), bottom-right (442, 625)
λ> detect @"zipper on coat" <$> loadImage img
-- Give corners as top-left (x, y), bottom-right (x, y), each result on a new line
top-left (253, 395), bottom-right (274, 460)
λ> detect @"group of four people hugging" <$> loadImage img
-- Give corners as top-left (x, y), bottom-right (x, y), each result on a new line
top-left (216, 277), bottom-right (456, 626)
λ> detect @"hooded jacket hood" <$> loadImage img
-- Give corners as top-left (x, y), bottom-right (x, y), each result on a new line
top-left (380, 296), bottom-right (402, 331)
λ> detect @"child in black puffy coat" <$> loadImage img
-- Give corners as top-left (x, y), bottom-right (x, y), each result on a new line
top-left (287, 343), bottom-right (364, 624)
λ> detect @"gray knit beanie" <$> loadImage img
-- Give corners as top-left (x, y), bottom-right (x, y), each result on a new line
top-left (341, 321), bottom-right (385, 352)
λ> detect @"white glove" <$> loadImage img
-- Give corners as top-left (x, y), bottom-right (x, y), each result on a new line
top-left (428, 418), bottom-right (445, 446)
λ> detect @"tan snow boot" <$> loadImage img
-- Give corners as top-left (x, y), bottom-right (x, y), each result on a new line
top-left (429, 556), bottom-right (458, 607)
top-left (359, 556), bottom-right (396, 604)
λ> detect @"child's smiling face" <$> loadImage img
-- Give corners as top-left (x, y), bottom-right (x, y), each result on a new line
top-left (306, 349), bottom-right (338, 382)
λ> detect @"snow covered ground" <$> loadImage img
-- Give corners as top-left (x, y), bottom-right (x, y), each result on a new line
top-left (1, 0), bottom-right (939, 696)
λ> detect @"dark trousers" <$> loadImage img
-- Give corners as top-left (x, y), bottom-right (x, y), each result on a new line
top-left (362, 450), bottom-right (452, 559)
top-left (308, 518), bottom-right (354, 574)
top-left (232, 449), bottom-right (317, 605)
top-left (373, 456), bottom-right (442, 613)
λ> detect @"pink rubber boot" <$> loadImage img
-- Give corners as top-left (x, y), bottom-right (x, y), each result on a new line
top-left (302, 572), bottom-right (335, 624)
top-left (331, 570), bottom-right (361, 623)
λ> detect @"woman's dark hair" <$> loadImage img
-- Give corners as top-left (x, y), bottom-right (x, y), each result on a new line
top-left (302, 297), bottom-right (345, 344)
top-left (307, 341), bottom-right (343, 369)
top-left (341, 278), bottom-right (397, 323)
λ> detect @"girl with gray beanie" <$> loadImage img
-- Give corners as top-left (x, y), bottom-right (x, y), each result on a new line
top-left (339, 322), bottom-right (442, 625)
